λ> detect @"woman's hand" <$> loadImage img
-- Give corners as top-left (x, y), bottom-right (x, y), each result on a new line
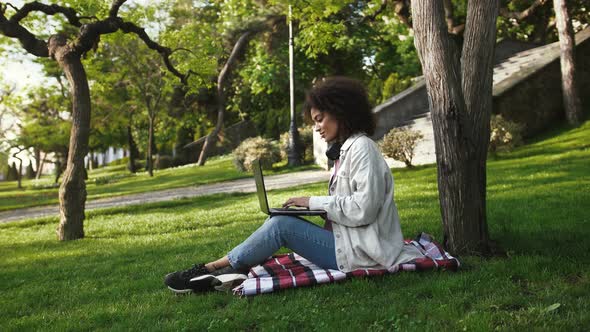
top-left (282, 197), bottom-right (310, 208)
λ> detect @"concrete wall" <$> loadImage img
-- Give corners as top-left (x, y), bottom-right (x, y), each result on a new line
top-left (372, 79), bottom-right (429, 141)
top-left (493, 28), bottom-right (590, 137)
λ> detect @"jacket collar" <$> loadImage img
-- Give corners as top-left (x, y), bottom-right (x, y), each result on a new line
top-left (340, 132), bottom-right (365, 152)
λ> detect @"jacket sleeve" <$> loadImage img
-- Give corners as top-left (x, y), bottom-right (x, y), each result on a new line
top-left (308, 141), bottom-right (385, 227)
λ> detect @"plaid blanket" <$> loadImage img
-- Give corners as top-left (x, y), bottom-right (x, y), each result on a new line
top-left (232, 232), bottom-right (460, 296)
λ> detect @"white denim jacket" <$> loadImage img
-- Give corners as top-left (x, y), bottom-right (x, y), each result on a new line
top-left (309, 133), bottom-right (421, 272)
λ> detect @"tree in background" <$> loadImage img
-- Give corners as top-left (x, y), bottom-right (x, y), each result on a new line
top-left (17, 86), bottom-right (70, 182)
top-left (0, 84), bottom-right (15, 139)
top-left (194, 1), bottom-right (285, 166)
top-left (411, 0), bottom-right (499, 255)
top-left (0, 0), bottom-right (189, 240)
top-left (553, 0), bottom-right (583, 125)
top-left (83, 38), bottom-right (132, 171)
top-left (10, 145), bottom-right (25, 188)
top-left (120, 37), bottom-right (172, 177)
top-left (0, 85), bottom-right (16, 179)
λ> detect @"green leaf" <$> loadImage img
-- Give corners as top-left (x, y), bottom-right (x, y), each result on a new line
top-left (544, 303), bottom-right (561, 313)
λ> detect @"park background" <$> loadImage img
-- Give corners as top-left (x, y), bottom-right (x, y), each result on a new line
top-left (1, 0), bottom-right (589, 330)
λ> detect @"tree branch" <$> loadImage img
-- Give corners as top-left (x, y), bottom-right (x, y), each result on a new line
top-left (392, 0), bottom-right (412, 29)
top-left (170, 47), bottom-right (194, 56)
top-left (109, 0), bottom-right (127, 18)
top-left (443, 0), bottom-right (454, 31)
top-left (0, 10), bottom-right (49, 56)
top-left (118, 20), bottom-right (187, 84)
top-left (500, 0), bottom-right (548, 21)
top-left (1, 0), bottom-right (190, 86)
top-left (9, 1), bottom-right (83, 27)
top-left (219, 31), bottom-right (253, 88)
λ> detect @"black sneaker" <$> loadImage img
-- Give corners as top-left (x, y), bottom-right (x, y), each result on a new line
top-left (164, 264), bottom-right (220, 294)
top-left (189, 265), bottom-right (249, 292)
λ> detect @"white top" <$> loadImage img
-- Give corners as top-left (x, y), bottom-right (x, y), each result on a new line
top-left (309, 133), bottom-right (422, 272)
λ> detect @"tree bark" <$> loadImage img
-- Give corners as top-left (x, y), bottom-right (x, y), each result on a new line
top-left (553, 0), bottom-right (583, 126)
top-left (49, 35), bottom-right (89, 241)
top-left (411, 0), bottom-right (498, 255)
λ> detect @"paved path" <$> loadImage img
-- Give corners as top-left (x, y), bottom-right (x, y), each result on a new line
top-left (0, 170), bottom-right (331, 224)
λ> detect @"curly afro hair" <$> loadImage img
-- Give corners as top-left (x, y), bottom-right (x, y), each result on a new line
top-left (303, 76), bottom-right (375, 141)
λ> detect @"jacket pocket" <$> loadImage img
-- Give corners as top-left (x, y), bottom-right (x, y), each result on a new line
top-left (335, 175), bottom-right (352, 196)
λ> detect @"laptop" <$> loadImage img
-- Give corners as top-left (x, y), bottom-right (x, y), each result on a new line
top-left (252, 159), bottom-right (326, 217)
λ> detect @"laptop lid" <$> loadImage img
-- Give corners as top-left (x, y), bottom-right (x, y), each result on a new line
top-left (252, 159), bottom-right (326, 217)
top-left (252, 159), bottom-right (271, 215)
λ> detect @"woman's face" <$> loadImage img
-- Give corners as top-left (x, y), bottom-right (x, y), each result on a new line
top-left (311, 107), bottom-right (339, 143)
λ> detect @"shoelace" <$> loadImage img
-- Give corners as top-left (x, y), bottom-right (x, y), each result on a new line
top-left (181, 264), bottom-right (208, 278)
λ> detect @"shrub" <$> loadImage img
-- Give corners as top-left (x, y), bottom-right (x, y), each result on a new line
top-left (489, 115), bottom-right (524, 154)
top-left (107, 156), bottom-right (129, 166)
top-left (279, 126), bottom-right (314, 163)
top-left (233, 136), bottom-right (280, 172)
top-left (379, 127), bottom-right (424, 167)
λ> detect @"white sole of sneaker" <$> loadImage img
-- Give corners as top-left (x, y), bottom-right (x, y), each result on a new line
top-left (212, 274), bottom-right (248, 292)
top-left (189, 274), bottom-right (221, 292)
top-left (167, 286), bottom-right (193, 294)
top-left (187, 273), bottom-right (248, 292)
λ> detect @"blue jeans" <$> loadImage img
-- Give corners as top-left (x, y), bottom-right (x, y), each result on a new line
top-left (227, 215), bottom-right (338, 270)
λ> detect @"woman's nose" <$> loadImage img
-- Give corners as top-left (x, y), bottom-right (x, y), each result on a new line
top-left (313, 123), bottom-right (320, 131)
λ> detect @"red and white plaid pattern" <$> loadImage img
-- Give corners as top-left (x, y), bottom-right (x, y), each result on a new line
top-left (232, 233), bottom-right (460, 296)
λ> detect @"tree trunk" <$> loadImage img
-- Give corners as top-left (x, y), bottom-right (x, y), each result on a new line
top-left (33, 147), bottom-right (40, 175)
top-left (553, 0), bottom-right (583, 126)
top-left (16, 157), bottom-right (22, 189)
top-left (147, 115), bottom-right (154, 177)
top-left (87, 151), bottom-right (93, 170)
top-left (127, 125), bottom-right (138, 173)
top-left (36, 152), bottom-right (45, 179)
top-left (411, 0), bottom-right (498, 255)
top-left (198, 31), bottom-right (253, 166)
top-left (49, 35), bottom-right (89, 241)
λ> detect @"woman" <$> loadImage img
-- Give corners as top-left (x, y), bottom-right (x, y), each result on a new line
top-left (164, 76), bottom-right (418, 293)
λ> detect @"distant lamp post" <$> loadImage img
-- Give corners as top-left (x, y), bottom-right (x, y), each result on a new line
top-left (287, 4), bottom-right (302, 166)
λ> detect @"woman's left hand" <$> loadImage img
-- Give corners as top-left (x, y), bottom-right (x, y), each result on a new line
top-left (282, 197), bottom-right (310, 208)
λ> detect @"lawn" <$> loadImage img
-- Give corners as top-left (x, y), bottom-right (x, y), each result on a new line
top-left (1, 120), bottom-right (589, 331)
top-left (0, 155), bottom-right (320, 212)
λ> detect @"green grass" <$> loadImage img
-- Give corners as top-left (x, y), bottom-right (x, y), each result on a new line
top-left (0, 155), bottom-right (320, 212)
top-left (1, 120), bottom-right (589, 331)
